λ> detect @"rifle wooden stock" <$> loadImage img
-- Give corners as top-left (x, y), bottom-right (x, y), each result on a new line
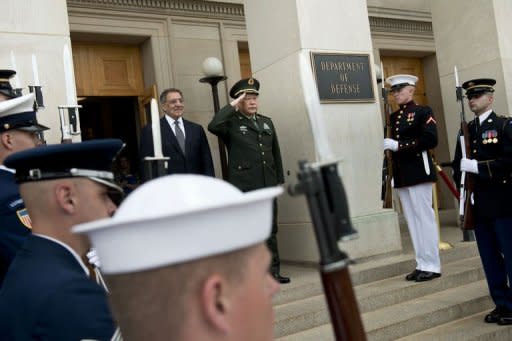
top-left (460, 120), bottom-right (475, 230)
top-left (382, 89), bottom-right (393, 209)
top-left (290, 161), bottom-right (366, 341)
top-left (321, 263), bottom-right (366, 341)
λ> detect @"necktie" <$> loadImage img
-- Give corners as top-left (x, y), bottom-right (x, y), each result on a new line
top-left (174, 120), bottom-right (186, 154)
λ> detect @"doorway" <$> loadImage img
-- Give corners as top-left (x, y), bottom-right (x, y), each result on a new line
top-left (79, 96), bottom-right (142, 183)
top-left (71, 41), bottom-right (149, 185)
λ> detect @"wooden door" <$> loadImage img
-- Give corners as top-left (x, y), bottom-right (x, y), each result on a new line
top-left (381, 57), bottom-right (427, 111)
top-left (238, 42), bottom-right (252, 78)
top-left (72, 42), bottom-right (145, 97)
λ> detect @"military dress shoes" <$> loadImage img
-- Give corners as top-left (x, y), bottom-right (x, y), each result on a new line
top-left (485, 307), bottom-right (505, 323)
top-left (497, 310), bottom-right (512, 325)
top-left (415, 271), bottom-right (441, 282)
top-left (405, 269), bottom-right (421, 281)
top-left (273, 274), bottom-right (291, 284)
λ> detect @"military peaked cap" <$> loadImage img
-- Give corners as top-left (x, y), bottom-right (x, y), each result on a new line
top-left (386, 74), bottom-right (418, 91)
top-left (462, 78), bottom-right (496, 97)
top-left (0, 93), bottom-right (49, 133)
top-left (229, 77), bottom-right (260, 99)
top-left (4, 139), bottom-right (124, 193)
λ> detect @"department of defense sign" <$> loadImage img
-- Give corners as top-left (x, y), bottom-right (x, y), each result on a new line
top-left (311, 52), bottom-right (375, 103)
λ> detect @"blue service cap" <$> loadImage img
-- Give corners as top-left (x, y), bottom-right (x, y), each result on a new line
top-left (0, 93), bottom-right (49, 133)
top-left (4, 139), bottom-right (124, 193)
top-left (462, 78), bottom-right (496, 97)
top-left (0, 69), bottom-right (17, 99)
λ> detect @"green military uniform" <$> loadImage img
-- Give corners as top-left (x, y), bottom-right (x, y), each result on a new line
top-left (208, 78), bottom-right (285, 278)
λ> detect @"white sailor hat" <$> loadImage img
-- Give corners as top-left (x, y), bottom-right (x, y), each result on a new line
top-left (385, 74), bottom-right (418, 91)
top-left (73, 174), bottom-right (283, 275)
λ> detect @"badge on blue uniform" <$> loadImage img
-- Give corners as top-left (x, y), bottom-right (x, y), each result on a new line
top-left (15, 208), bottom-right (32, 229)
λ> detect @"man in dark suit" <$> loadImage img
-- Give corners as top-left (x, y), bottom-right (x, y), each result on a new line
top-left (383, 74), bottom-right (441, 282)
top-left (0, 139), bottom-right (123, 340)
top-left (0, 91), bottom-right (49, 286)
top-left (452, 78), bottom-right (512, 325)
top-left (208, 78), bottom-right (289, 284)
top-left (140, 88), bottom-right (215, 178)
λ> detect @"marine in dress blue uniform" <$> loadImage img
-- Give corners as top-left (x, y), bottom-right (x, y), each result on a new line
top-left (0, 139), bottom-right (123, 340)
top-left (208, 78), bottom-right (289, 284)
top-left (383, 74), bottom-right (441, 282)
top-left (452, 78), bottom-right (512, 325)
top-left (0, 92), bottom-right (48, 286)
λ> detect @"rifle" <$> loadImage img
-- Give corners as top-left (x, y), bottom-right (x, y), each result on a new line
top-left (382, 82), bottom-right (394, 209)
top-left (290, 160), bottom-right (366, 341)
top-left (434, 161), bottom-right (460, 200)
top-left (454, 67), bottom-right (475, 230)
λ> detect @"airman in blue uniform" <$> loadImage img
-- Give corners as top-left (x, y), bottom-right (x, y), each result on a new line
top-left (0, 139), bottom-right (123, 340)
top-left (0, 90), bottom-right (48, 286)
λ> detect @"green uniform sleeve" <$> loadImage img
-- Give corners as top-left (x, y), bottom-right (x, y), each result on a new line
top-left (208, 104), bottom-right (237, 140)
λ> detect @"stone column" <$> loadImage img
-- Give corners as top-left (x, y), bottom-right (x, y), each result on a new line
top-left (431, 0), bottom-right (512, 156)
top-left (243, 0), bottom-right (401, 262)
top-left (0, 0), bottom-right (74, 144)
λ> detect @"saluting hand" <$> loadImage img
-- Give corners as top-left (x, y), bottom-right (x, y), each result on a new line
top-left (460, 158), bottom-right (479, 174)
top-left (383, 138), bottom-right (399, 152)
top-left (230, 92), bottom-right (246, 111)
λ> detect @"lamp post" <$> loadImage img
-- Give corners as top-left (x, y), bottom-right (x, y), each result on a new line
top-left (200, 57), bottom-right (228, 180)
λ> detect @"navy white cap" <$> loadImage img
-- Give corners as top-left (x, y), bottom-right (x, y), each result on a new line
top-left (4, 139), bottom-right (124, 193)
top-left (0, 93), bottom-right (49, 133)
top-left (386, 74), bottom-right (418, 91)
top-left (73, 174), bottom-right (283, 275)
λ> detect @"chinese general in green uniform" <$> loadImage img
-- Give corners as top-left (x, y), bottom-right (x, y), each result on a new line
top-left (208, 77), bottom-right (289, 284)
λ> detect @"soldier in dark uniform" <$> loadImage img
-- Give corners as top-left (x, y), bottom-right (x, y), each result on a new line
top-left (383, 74), bottom-right (441, 282)
top-left (0, 139), bottom-right (123, 340)
top-left (0, 92), bottom-right (48, 286)
top-left (452, 78), bottom-right (512, 325)
top-left (208, 77), bottom-right (289, 284)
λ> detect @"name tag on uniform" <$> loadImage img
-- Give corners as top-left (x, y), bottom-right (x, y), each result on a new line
top-left (239, 125), bottom-right (248, 134)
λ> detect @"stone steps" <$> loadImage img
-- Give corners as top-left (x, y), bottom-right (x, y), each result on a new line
top-left (273, 234), bottom-right (497, 340)
top-left (397, 312), bottom-right (512, 341)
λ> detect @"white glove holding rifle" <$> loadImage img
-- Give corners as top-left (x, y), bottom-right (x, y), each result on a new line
top-left (460, 158), bottom-right (479, 174)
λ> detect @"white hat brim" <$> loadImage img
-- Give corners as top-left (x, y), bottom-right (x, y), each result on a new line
top-left (73, 186), bottom-right (283, 274)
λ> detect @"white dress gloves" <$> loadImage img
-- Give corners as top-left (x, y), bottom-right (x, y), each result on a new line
top-left (460, 158), bottom-right (479, 174)
top-left (383, 138), bottom-right (399, 152)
